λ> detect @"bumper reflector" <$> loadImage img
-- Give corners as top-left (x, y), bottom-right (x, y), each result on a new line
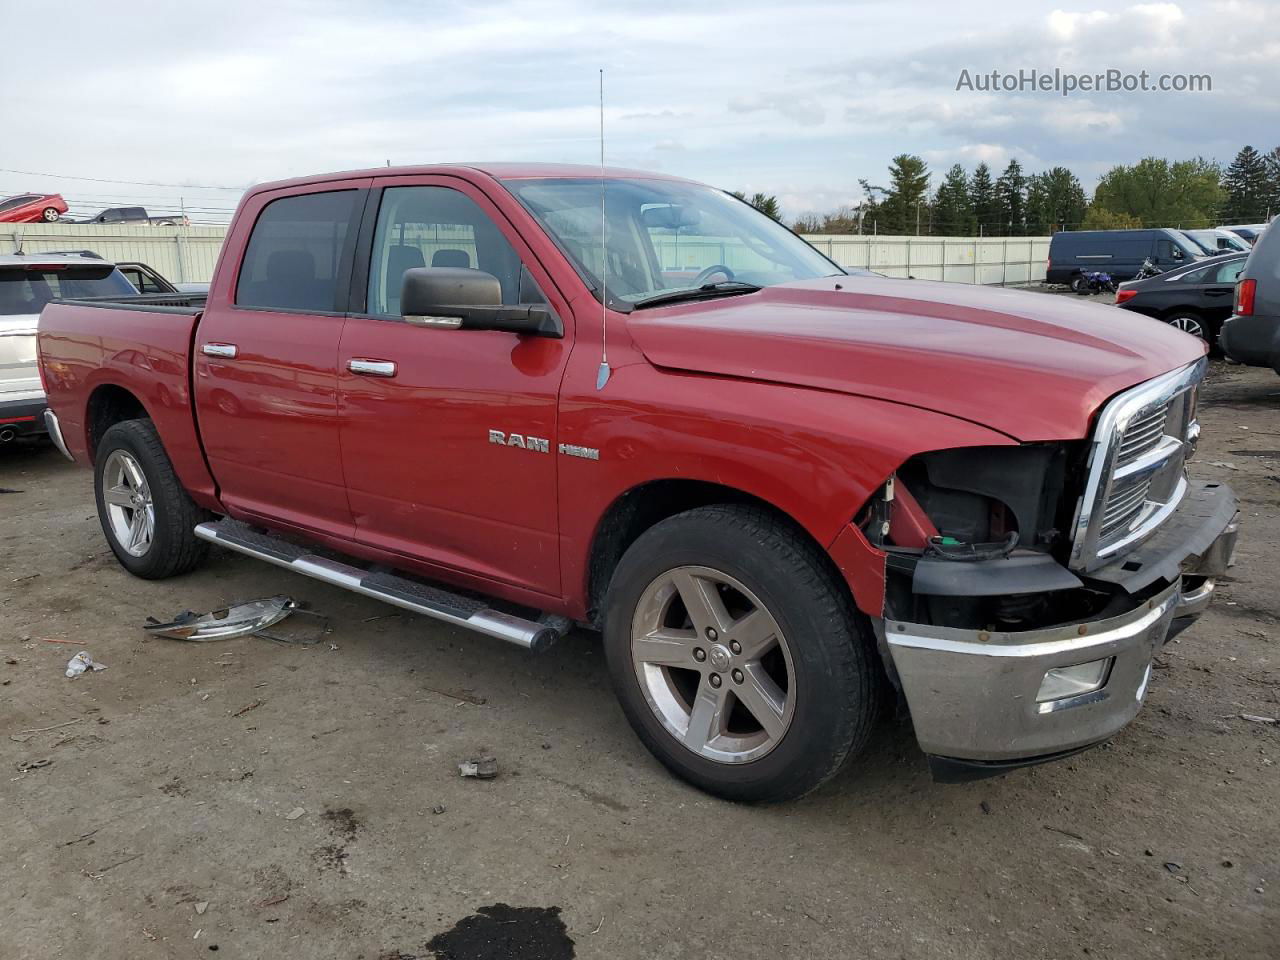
top-left (1036, 658), bottom-right (1113, 703)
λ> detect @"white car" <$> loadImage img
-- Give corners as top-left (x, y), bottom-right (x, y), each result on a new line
top-left (0, 253), bottom-right (137, 442)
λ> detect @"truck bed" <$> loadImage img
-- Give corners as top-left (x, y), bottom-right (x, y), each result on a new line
top-left (37, 296), bottom-right (220, 506)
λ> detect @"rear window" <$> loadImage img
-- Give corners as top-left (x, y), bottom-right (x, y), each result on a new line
top-left (0, 265), bottom-right (136, 315)
top-left (235, 190), bottom-right (357, 312)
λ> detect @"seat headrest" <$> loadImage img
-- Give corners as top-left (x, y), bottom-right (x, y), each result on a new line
top-left (431, 248), bottom-right (471, 269)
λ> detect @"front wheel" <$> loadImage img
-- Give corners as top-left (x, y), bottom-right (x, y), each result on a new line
top-left (603, 505), bottom-right (881, 802)
top-left (94, 419), bottom-right (210, 579)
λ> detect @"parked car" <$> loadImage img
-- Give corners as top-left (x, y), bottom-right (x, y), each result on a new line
top-left (35, 251), bottom-right (206, 296)
top-left (1221, 218), bottom-right (1280, 371)
top-left (1047, 228), bottom-right (1203, 290)
top-left (78, 206), bottom-right (189, 227)
top-left (0, 193), bottom-right (68, 224)
top-left (1114, 252), bottom-right (1247, 344)
top-left (1180, 228), bottom-right (1251, 255)
top-left (1221, 224), bottom-right (1268, 245)
top-left (37, 163), bottom-right (1238, 801)
top-left (1, 253), bottom-right (139, 441)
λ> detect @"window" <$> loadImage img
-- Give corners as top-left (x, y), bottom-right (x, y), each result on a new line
top-left (366, 186), bottom-right (541, 317)
top-left (236, 190), bottom-right (358, 312)
top-left (0, 195), bottom-right (38, 213)
top-left (1212, 260), bottom-right (1247, 284)
top-left (1178, 267), bottom-right (1211, 283)
top-left (0, 266), bottom-right (136, 315)
top-left (508, 178), bottom-right (840, 305)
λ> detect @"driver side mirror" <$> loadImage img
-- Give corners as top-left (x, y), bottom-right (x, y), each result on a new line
top-left (400, 267), bottom-right (562, 338)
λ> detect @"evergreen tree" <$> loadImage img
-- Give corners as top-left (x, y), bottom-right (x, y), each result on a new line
top-left (1025, 167), bottom-right (1088, 233)
top-left (1263, 146), bottom-right (1280, 219)
top-left (730, 190), bottom-right (784, 222)
top-left (996, 159), bottom-right (1027, 236)
top-left (1221, 146), bottom-right (1271, 223)
top-left (932, 164), bottom-right (974, 235)
top-left (969, 163), bottom-right (999, 235)
top-left (878, 155), bottom-right (930, 234)
top-left (1092, 156), bottom-right (1222, 228)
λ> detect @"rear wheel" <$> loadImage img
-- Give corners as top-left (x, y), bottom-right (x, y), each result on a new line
top-left (41, 206), bottom-right (59, 222)
top-left (1070, 275), bottom-right (1089, 294)
top-left (603, 505), bottom-right (881, 802)
top-left (1165, 312), bottom-right (1210, 342)
top-left (94, 419), bottom-right (210, 579)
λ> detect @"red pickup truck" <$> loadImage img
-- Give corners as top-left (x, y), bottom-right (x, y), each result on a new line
top-left (37, 163), bottom-right (1238, 801)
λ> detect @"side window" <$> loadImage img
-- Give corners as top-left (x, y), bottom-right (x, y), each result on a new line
top-left (1213, 260), bottom-right (1247, 284)
top-left (1178, 267), bottom-right (1210, 283)
top-left (236, 190), bottom-right (358, 312)
top-left (366, 186), bottom-right (541, 317)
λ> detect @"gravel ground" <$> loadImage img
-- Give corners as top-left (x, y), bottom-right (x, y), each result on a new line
top-left (1, 359), bottom-right (1275, 960)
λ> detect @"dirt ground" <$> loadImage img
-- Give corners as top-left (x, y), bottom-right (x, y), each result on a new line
top-left (2, 360), bottom-right (1276, 960)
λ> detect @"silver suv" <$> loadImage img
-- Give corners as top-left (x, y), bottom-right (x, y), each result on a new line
top-left (0, 254), bottom-right (136, 442)
top-left (1220, 219), bottom-right (1278, 371)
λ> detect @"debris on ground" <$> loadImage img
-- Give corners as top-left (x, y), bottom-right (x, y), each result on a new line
top-left (1238, 714), bottom-right (1278, 725)
top-left (459, 756), bottom-right (499, 779)
top-left (195, 901), bottom-right (209, 915)
top-left (232, 699), bottom-right (265, 718)
top-left (65, 651), bottom-right (107, 678)
top-left (16, 758), bottom-right (53, 772)
top-left (144, 596), bottom-right (300, 641)
top-left (425, 904), bottom-right (574, 960)
top-left (433, 804), bottom-right (446, 815)
top-left (285, 807), bottom-right (306, 821)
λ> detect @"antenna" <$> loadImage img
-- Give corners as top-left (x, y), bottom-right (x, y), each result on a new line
top-left (595, 68), bottom-right (611, 391)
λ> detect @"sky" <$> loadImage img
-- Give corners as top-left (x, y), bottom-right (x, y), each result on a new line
top-left (2, 0), bottom-right (1276, 222)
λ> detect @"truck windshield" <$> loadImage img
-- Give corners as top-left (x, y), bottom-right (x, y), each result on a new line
top-left (0, 265), bottom-right (136, 315)
top-left (505, 178), bottom-right (841, 306)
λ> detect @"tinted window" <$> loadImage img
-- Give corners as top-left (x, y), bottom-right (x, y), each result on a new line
top-left (1177, 267), bottom-right (1211, 283)
top-left (1212, 260), bottom-right (1247, 284)
top-left (0, 266), bottom-right (136, 315)
top-left (0, 195), bottom-right (37, 212)
top-left (236, 190), bottom-right (358, 312)
top-left (366, 186), bottom-right (539, 316)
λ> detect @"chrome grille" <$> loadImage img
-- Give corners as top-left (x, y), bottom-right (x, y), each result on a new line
top-left (1071, 359), bottom-right (1205, 571)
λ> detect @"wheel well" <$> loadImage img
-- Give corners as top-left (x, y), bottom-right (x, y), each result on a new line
top-left (86, 385), bottom-right (147, 461)
top-left (585, 480), bottom-right (826, 628)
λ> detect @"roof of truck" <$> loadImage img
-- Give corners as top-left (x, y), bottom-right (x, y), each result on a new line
top-left (0, 252), bottom-right (115, 267)
top-left (246, 162), bottom-right (697, 197)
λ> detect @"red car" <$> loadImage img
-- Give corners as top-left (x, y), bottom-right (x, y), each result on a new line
top-left (0, 192), bottom-right (68, 223)
top-left (36, 163), bottom-right (1238, 801)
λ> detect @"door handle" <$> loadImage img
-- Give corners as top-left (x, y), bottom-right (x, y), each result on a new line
top-left (201, 343), bottom-right (238, 359)
top-left (1205, 288), bottom-right (1230, 296)
top-left (348, 358), bottom-right (397, 378)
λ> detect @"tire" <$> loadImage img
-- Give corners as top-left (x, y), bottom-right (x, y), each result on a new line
top-left (1070, 275), bottom-right (1089, 294)
top-left (1165, 313), bottom-right (1209, 343)
top-left (41, 207), bottom-right (59, 222)
top-left (603, 505), bottom-right (881, 802)
top-left (94, 418), bottom-right (210, 579)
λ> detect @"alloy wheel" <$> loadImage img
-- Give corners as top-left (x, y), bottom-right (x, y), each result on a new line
top-left (630, 565), bottom-right (795, 764)
top-left (102, 449), bottom-right (155, 557)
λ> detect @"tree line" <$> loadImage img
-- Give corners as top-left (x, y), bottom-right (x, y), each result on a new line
top-left (746, 145), bottom-right (1280, 236)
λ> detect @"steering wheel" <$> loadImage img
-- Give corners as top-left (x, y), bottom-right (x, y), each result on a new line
top-left (692, 264), bottom-right (735, 285)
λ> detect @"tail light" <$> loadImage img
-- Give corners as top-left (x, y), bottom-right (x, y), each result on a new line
top-left (1115, 289), bottom-right (1137, 304)
top-left (1235, 278), bottom-right (1256, 316)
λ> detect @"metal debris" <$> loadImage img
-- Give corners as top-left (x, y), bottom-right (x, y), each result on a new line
top-left (1240, 714), bottom-right (1278, 725)
top-left (285, 807), bottom-right (306, 821)
top-left (65, 651), bottom-right (107, 678)
top-left (458, 756), bottom-right (499, 779)
top-left (144, 596), bottom-right (300, 641)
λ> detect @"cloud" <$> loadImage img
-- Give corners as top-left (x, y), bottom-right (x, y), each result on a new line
top-left (0, 0), bottom-right (1271, 222)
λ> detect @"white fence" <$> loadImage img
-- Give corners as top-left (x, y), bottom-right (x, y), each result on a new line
top-left (800, 234), bottom-right (1051, 285)
top-left (1, 223), bottom-right (1053, 287)
top-left (1, 223), bottom-right (226, 284)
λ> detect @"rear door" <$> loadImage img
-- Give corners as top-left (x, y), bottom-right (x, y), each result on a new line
top-left (194, 181), bottom-right (369, 538)
top-left (335, 177), bottom-right (573, 596)
top-left (1203, 259), bottom-right (1246, 321)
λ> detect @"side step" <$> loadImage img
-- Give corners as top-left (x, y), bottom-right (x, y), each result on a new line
top-left (194, 519), bottom-right (568, 652)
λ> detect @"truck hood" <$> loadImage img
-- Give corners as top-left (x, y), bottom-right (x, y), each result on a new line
top-left (626, 278), bottom-right (1206, 441)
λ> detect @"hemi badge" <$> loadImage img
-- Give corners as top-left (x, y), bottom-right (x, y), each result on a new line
top-left (558, 443), bottom-right (600, 461)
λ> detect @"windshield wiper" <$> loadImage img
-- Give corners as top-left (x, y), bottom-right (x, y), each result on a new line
top-left (631, 281), bottom-right (762, 310)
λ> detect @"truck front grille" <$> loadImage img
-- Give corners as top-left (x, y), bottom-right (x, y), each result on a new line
top-left (1071, 359), bottom-right (1205, 571)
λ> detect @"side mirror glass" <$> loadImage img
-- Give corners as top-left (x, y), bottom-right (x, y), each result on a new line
top-left (399, 267), bottom-right (562, 338)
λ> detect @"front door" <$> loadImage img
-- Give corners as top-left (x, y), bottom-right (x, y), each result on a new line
top-left (195, 182), bottom-right (368, 537)
top-left (337, 178), bottom-right (573, 597)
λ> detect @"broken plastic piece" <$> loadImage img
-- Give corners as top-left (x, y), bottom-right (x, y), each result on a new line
top-left (144, 596), bottom-right (298, 641)
top-left (458, 756), bottom-right (498, 779)
top-left (65, 651), bottom-right (107, 678)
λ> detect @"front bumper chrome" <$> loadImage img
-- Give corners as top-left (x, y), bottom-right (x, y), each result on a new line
top-left (886, 580), bottom-right (1182, 762)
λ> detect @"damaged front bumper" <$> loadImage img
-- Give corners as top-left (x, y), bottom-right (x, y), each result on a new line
top-left (880, 481), bottom-right (1238, 781)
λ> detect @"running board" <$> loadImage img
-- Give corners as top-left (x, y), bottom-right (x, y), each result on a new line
top-left (193, 519), bottom-right (567, 652)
